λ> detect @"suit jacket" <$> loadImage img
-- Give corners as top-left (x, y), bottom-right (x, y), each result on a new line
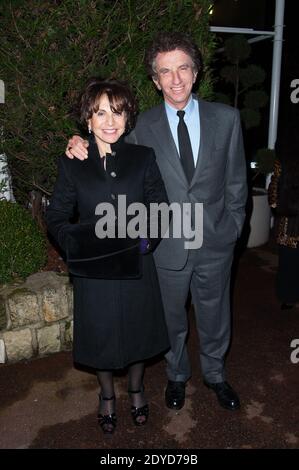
top-left (46, 135), bottom-right (169, 278)
top-left (127, 96), bottom-right (248, 270)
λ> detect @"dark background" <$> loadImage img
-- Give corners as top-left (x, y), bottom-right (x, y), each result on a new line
top-left (210, 0), bottom-right (298, 155)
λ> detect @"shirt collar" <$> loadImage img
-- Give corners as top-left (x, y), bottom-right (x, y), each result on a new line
top-left (164, 95), bottom-right (195, 122)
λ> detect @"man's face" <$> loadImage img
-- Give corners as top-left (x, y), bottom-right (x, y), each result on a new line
top-left (152, 49), bottom-right (198, 109)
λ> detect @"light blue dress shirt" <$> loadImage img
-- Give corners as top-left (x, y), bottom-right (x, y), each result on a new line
top-left (165, 96), bottom-right (200, 166)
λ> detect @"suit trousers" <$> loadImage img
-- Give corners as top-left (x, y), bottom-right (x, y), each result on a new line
top-left (156, 245), bottom-right (235, 384)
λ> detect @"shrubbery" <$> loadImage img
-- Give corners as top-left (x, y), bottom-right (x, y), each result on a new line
top-left (0, 200), bottom-right (47, 284)
top-left (0, 0), bottom-right (215, 215)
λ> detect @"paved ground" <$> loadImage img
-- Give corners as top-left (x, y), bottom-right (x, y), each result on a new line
top-left (0, 242), bottom-right (299, 449)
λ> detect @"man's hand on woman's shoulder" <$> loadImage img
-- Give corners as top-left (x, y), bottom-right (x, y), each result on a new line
top-left (65, 135), bottom-right (89, 160)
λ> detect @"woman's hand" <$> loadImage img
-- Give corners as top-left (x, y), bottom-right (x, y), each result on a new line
top-left (65, 135), bottom-right (89, 160)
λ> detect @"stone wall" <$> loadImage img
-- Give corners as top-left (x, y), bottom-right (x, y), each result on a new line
top-left (0, 272), bottom-right (73, 363)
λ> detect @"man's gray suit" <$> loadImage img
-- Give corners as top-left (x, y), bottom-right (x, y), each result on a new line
top-left (128, 96), bottom-right (247, 384)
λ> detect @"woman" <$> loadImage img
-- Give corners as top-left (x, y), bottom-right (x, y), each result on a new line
top-left (46, 78), bottom-right (169, 435)
top-left (268, 126), bottom-right (299, 310)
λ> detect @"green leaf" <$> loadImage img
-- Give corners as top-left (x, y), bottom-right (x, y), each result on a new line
top-left (224, 35), bottom-right (251, 64)
top-left (244, 90), bottom-right (268, 109)
top-left (240, 108), bottom-right (261, 129)
top-left (220, 65), bottom-right (238, 84)
top-left (239, 65), bottom-right (266, 88)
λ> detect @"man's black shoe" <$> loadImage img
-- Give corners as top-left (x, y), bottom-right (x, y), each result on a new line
top-left (165, 380), bottom-right (186, 410)
top-left (204, 381), bottom-right (240, 411)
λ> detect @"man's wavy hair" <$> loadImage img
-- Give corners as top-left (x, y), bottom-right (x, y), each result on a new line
top-left (145, 32), bottom-right (203, 79)
top-left (76, 77), bottom-right (138, 134)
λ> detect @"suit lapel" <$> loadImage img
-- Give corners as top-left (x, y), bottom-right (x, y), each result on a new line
top-left (146, 98), bottom-right (219, 188)
top-left (149, 104), bottom-right (188, 184)
top-left (190, 97), bottom-right (218, 188)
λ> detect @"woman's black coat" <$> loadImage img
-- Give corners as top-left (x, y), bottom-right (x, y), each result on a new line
top-left (46, 136), bottom-right (170, 369)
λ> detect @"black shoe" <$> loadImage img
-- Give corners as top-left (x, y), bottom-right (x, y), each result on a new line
top-left (281, 303), bottom-right (294, 310)
top-left (165, 380), bottom-right (186, 410)
top-left (204, 381), bottom-right (240, 411)
top-left (97, 395), bottom-right (117, 435)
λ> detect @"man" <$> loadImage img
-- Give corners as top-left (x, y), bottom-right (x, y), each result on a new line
top-left (65, 32), bottom-right (247, 411)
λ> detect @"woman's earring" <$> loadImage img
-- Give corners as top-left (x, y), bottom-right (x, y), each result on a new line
top-left (88, 125), bottom-right (92, 134)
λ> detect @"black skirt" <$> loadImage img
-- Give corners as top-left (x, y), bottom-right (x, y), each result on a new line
top-left (72, 253), bottom-right (169, 369)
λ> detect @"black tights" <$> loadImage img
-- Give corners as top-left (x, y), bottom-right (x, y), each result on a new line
top-left (96, 362), bottom-right (146, 414)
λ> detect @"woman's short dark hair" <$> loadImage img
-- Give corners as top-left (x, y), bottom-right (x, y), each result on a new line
top-left (145, 32), bottom-right (203, 78)
top-left (77, 78), bottom-right (138, 133)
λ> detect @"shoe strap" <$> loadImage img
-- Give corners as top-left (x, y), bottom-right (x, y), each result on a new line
top-left (131, 403), bottom-right (149, 414)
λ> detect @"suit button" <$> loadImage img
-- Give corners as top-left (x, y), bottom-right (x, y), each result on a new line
top-left (111, 193), bottom-right (116, 200)
top-left (110, 171), bottom-right (117, 177)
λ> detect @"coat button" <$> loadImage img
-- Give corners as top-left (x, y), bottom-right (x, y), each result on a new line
top-left (111, 193), bottom-right (116, 200)
top-left (110, 171), bottom-right (117, 177)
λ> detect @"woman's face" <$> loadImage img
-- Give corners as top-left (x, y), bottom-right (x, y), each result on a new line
top-left (88, 94), bottom-right (126, 150)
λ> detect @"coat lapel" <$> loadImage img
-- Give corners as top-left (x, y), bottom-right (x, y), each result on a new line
top-left (87, 136), bottom-right (108, 180)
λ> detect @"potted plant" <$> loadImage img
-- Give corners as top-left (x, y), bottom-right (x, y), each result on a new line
top-left (247, 148), bottom-right (276, 248)
top-left (214, 34), bottom-right (269, 131)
